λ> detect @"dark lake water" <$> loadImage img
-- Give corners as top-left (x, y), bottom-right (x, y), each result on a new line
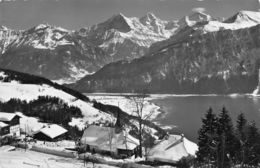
top-left (151, 95), bottom-right (260, 142)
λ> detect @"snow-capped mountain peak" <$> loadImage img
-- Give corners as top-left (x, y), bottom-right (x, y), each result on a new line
top-left (34, 23), bottom-right (50, 30)
top-left (100, 13), bottom-right (132, 33)
top-left (224, 10), bottom-right (260, 24)
top-left (81, 12), bottom-right (178, 63)
top-left (178, 11), bottom-right (213, 28)
top-left (18, 23), bottom-right (72, 50)
top-left (199, 10), bottom-right (260, 33)
top-left (33, 23), bottom-right (69, 32)
top-left (140, 12), bottom-right (158, 23)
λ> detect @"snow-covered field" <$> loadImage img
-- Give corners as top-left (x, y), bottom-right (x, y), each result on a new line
top-left (0, 149), bottom-right (117, 168)
top-left (86, 94), bottom-right (161, 121)
top-left (0, 148), bottom-right (173, 168)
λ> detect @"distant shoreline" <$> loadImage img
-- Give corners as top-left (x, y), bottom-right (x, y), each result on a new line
top-left (84, 92), bottom-right (259, 98)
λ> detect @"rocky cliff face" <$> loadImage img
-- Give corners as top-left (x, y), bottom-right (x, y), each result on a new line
top-left (0, 26), bottom-right (21, 54)
top-left (70, 11), bottom-right (260, 94)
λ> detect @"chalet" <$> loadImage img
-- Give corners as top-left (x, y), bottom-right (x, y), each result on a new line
top-left (33, 124), bottom-right (68, 141)
top-left (80, 125), bottom-right (139, 157)
top-left (0, 122), bottom-right (9, 136)
top-left (0, 112), bottom-right (20, 137)
top-left (147, 134), bottom-right (198, 163)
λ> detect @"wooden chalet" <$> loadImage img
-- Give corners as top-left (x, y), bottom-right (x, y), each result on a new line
top-left (80, 125), bottom-right (139, 157)
top-left (0, 112), bottom-right (21, 137)
top-left (33, 124), bottom-right (68, 141)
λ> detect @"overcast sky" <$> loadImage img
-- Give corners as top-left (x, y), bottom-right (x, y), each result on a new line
top-left (0, 0), bottom-right (259, 30)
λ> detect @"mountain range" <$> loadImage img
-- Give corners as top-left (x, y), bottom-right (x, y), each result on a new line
top-left (0, 13), bottom-right (178, 83)
top-left (69, 11), bottom-right (260, 94)
top-left (2, 10), bottom-right (260, 94)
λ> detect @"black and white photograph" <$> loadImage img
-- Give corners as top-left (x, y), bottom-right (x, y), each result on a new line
top-left (0, 0), bottom-right (260, 167)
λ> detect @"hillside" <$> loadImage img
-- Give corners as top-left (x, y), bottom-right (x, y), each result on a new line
top-left (70, 11), bottom-right (260, 94)
top-left (0, 69), bottom-right (165, 138)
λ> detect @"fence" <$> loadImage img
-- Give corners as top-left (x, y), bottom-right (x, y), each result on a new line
top-left (30, 145), bottom-right (76, 158)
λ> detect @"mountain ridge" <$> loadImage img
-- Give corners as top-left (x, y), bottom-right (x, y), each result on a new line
top-left (0, 12), bottom-right (178, 83)
top-left (69, 11), bottom-right (260, 94)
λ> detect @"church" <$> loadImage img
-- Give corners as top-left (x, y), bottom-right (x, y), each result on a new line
top-left (80, 112), bottom-right (139, 158)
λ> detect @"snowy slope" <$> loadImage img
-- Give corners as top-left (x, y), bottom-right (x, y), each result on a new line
top-left (0, 69), bottom-right (166, 140)
top-left (0, 70), bottom-right (114, 128)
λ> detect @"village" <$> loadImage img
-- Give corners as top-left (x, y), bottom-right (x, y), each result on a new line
top-left (0, 111), bottom-right (198, 168)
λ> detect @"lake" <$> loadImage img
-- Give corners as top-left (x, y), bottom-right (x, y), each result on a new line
top-left (85, 93), bottom-right (260, 143)
top-left (151, 94), bottom-right (260, 142)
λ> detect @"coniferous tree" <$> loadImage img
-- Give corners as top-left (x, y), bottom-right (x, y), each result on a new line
top-left (236, 113), bottom-right (247, 140)
top-left (217, 107), bottom-right (236, 168)
top-left (245, 121), bottom-right (260, 166)
top-left (197, 107), bottom-right (218, 165)
top-left (235, 113), bottom-right (247, 166)
top-left (197, 108), bottom-right (260, 167)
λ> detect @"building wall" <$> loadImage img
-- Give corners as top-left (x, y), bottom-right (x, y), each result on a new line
top-left (34, 132), bottom-right (53, 141)
top-left (83, 144), bottom-right (138, 157)
top-left (117, 148), bottom-right (135, 157)
top-left (0, 126), bottom-right (10, 136)
top-left (0, 115), bottom-right (20, 137)
top-left (9, 125), bottom-right (20, 137)
top-left (9, 116), bottom-right (20, 126)
top-left (34, 132), bottom-right (67, 142)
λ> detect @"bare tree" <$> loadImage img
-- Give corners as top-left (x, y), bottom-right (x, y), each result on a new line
top-left (125, 91), bottom-right (155, 158)
top-left (106, 112), bottom-right (116, 155)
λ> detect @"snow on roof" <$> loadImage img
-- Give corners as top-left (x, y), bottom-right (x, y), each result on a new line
top-left (36, 124), bottom-right (68, 139)
top-left (148, 134), bottom-right (198, 163)
top-left (0, 122), bottom-right (8, 128)
top-left (0, 112), bottom-right (19, 122)
top-left (81, 125), bottom-right (139, 152)
top-left (14, 112), bottom-right (45, 136)
top-left (116, 134), bottom-right (139, 150)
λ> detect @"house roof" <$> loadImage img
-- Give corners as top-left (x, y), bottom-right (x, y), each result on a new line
top-left (81, 125), bottom-right (139, 152)
top-left (147, 135), bottom-right (198, 163)
top-left (116, 133), bottom-right (140, 150)
top-left (35, 124), bottom-right (68, 139)
top-left (0, 121), bottom-right (8, 128)
top-left (0, 112), bottom-right (19, 122)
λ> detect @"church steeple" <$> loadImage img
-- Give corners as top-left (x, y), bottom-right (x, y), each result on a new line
top-left (115, 108), bottom-right (123, 133)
